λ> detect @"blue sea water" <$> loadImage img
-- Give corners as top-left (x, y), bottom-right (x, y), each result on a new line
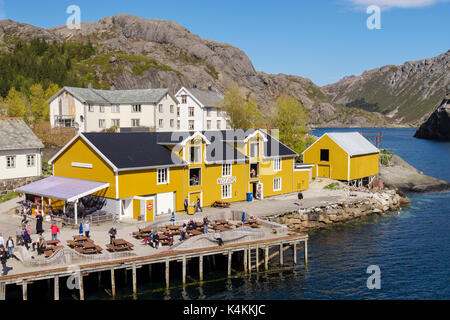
top-left (92, 128), bottom-right (450, 300)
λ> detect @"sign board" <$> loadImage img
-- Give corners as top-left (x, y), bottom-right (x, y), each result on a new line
top-left (217, 176), bottom-right (237, 184)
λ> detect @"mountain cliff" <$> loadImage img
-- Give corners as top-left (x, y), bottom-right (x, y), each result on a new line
top-left (414, 91), bottom-right (450, 140)
top-left (0, 15), bottom-right (396, 126)
top-left (322, 51), bottom-right (450, 125)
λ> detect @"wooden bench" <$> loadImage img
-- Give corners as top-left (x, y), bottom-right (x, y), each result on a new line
top-left (44, 245), bottom-right (64, 257)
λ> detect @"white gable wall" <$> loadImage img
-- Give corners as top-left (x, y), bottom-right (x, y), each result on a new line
top-left (0, 148), bottom-right (42, 180)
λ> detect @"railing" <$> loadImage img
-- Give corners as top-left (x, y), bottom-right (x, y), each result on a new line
top-left (52, 213), bottom-right (118, 227)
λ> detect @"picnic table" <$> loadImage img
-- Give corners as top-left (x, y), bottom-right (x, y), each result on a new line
top-left (132, 227), bottom-right (153, 239)
top-left (75, 241), bottom-right (103, 254)
top-left (67, 235), bottom-right (93, 247)
top-left (106, 238), bottom-right (134, 252)
top-left (215, 225), bottom-right (232, 232)
top-left (43, 245), bottom-right (64, 257)
top-left (46, 240), bottom-right (60, 247)
top-left (188, 229), bottom-right (203, 236)
top-left (212, 201), bottom-right (231, 208)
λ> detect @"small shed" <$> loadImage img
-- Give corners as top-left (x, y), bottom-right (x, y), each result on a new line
top-left (302, 132), bottom-right (379, 184)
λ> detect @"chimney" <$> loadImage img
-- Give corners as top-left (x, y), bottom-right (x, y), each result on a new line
top-left (193, 84), bottom-right (197, 89)
top-left (148, 82), bottom-right (153, 89)
top-left (110, 85), bottom-right (115, 91)
top-left (208, 85), bottom-right (212, 91)
top-left (88, 83), bottom-right (93, 89)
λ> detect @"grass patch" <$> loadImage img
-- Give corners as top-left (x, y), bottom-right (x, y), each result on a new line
top-left (380, 149), bottom-right (394, 166)
top-left (0, 192), bottom-right (19, 203)
top-left (205, 64), bottom-right (219, 80)
top-left (323, 182), bottom-right (340, 190)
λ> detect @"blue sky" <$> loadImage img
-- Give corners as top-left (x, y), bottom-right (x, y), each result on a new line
top-left (1, 0), bottom-right (449, 86)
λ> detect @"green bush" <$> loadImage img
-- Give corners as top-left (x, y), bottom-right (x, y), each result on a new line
top-left (380, 149), bottom-right (394, 166)
top-left (323, 182), bottom-right (340, 190)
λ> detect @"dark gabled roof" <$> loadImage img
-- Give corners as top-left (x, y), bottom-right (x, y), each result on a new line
top-left (0, 118), bottom-right (44, 150)
top-left (82, 132), bottom-right (186, 170)
top-left (203, 131), bottom-right (247, 163)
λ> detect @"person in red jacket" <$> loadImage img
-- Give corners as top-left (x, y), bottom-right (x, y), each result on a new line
top-left (50, 222), bottom-right (60, 241)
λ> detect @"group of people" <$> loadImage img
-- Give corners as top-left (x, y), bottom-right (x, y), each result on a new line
top-left (143, 230), bottom-right (173, 248)
top-left (184, 196), bottom-right (203, 214)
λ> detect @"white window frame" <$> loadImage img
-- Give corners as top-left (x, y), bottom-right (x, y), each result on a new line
top-left (132, 104), bottom-right (142, 113)
top-left (177, 120), bottom-right (180, 129)
top-left (273, 177), bottom-right (282, 191)
top-left (207, 120), bottom-right (211, 130)
top-left (112, 105), bottom-right (120, 113)
top-left (131, 119), bottom-right (140, 127)
top-left (188, 107), bottom-right (195, 117)
top-left (170, 119), bottom-right (174, 128)
top-left (170, 105), bottom-right (174, 113)
top-left (26, 155), bottom-right (35, 167)
top-left (188, 120), bottom-right (195, 130)
top-left (250, 142), bottom-right (259, 158)
top-left (217, 120), bottom-right (221, 129)
top-left (189, 145), bottom-right (202, 164)
top-left (88, 104), bottom-right (94, 112)
top-left (159, 104), bottom-right (163, 113)
top-left (177, 107), bottom-right (180, 116)
top-left (222, 184), bottom-right (232, 199)
top-left (206, 108), bottom-right (211, 117)
top-left (159, 119), bottom-right (164, 128)
top-left (99, 119), bottom-right (106, 128)
top-left (99, 105), bottom-right (105, 113)
top-left (274, 158), bottom-right (282, 172)
top-left (6, 156), bottom-right (16, 169)
top-left (157, 168), bottom-right (169, 185)
top-left (181, 95), bottom-right (187, 104)
top-left (112, 119), bottom-right (120, 127)
top-left (222, 163), bottom-right (232, 177)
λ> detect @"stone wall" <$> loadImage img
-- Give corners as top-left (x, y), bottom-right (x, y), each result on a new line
top-left (0, 175), bottom-right (44, 196)
top-left (266, 189), bottom-right (411, 232)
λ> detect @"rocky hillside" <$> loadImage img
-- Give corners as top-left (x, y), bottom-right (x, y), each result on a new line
top-left (0, 15), bottom-right (391, 127)
top-left (414, 91), bottom-right (450, 140)
top-left (322, 50), bottom-right (450, 125)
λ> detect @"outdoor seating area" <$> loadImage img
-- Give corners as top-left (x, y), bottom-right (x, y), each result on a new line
top-left (67, 235), bottom-right (102, 254)
top-left (236, 218), bottom-right (262, 228)
top-left (106, 239), bottom-right (134, 252)
top-left (211, 201), bottom-right (231, 208)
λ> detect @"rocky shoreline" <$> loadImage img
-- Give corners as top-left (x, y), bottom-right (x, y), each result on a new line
top-left (266, 189), bottom-right (410, 232)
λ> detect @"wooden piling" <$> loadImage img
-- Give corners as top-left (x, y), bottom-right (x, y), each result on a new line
top-left (54, 277), bottom-right (59, 301)
top-left (256, 246), bottom-right (259, 272)
top-left (0, 282), bottom-right (5, 300)
top-left (248, 246), bottom-right (252, 273)
top-left (22, 281), bottom-right (27, 300)
top-left (78, 274), bottom-right (84, 300)
top-left (132, 264), bottom-right (137, 295)
top-left (243, 248), bottom-right (248, 274)
top-left (182, 256), bottom-right (187, 286)
top-left (279, 244), bottom-right (284, 266)
top-left (264, 247), bottom-right (269, 271)
top-left (304, 240), bottom-right (308, 265)
top-left (165, 260), bottom-right (170, 289)
top-left (199, 255), bottom-right (203, 282)
top-left (293, 243), bottom-right (297, 265)
top-left (148, 264), bottom-right (152, 281)
top-left (110, 268), bottom-right (116, 297)
top-left (227, 251), bottom-right (232, 277)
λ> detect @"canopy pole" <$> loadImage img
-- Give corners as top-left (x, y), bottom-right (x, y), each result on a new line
top-left (41, 196), bottom-right (44, 215)
top-left (74, 199), bottom-right (78, 227)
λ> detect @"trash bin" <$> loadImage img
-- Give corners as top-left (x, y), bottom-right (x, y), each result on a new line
top-left (246, 192), bottom-right (253, 202)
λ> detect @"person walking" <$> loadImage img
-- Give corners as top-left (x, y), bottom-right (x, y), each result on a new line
top-left (36, 213), bottom-right (44, 235)
top-left (0, 233), bottom-right (4, 248)
top-left (78, 222), bottom-right (83, 236)
top-left (50, 222), bottom-right (60, 241)
top-left (203, 215), bottom-right (209, 234)
top-left (108, 227), bottom-right (117, 245)
top-left (21, 206), bottom-right (29, 224)
top-left (0, 247), bottom-right (9, 275)
top-left (6, 237), bottom-right (14, 258)
top-left (84, 220), bottom-right (90, 238)
top-left (184, 197), bottom-right (189, 213)
top-left (195, 197), bottom-right (203, 213)
top-left (22, 228), bottom-right (31, 250)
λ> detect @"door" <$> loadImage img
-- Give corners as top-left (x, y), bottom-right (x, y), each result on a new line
top-left (133, 199), bottom-right (141, 219)
top-left (145, 199), bottom-right (154, 222)
top-left (318, 165), bottom-right (330, 178)
top-left (189, 192), bottom-right (202, 207)
top-left (156, 192), bottom-right (174, 216)
top-left (256, 182), bottom-right (263, 200)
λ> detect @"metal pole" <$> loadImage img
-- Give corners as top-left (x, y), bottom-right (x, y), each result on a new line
top-left (74, 200), bottom-right (78, 228)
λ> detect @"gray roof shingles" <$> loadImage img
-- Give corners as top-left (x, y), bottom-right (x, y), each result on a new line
top-left (188, 88), bottom-right (223, 107)
top-left (0, 118), bottom-right (44, 151)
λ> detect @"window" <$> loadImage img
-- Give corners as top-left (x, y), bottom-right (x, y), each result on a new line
top-left (159, 104), bottom-right (163, 113)
top-left (177, 107), bottom-right (180, 116)
top-left (112, 119), bottom-right (120, 127)
top-left (132, 104), bottom-right (142, 112)
top-left (112, 105), bottom-right (120, 113)
top-left (250, 163), bottom-right (259, 178)
top-left (26, 155), bottom-right (35, 167)
top-left (273, 177), bottom-right (282, 191)
top-left (207, 120), bottom-right (211, 130)
top-left (99, 105), bottom-right (105, 113)
top-left (181, 95), bottom-right (187, 103)
top-left (274, 158), bottom-right (282, 171)
top-left (177, 120), bottom-right (180, 129)
top-left (222, 184), bottom-right (232, 199)
top-left (170, 105), bottom-right (174, 113)
top-left (157, 168), bottom-right (169, 184)
top-left (320, 149), bottom-right (329, 162)
top-left (222, 164), bottom-right (232, 177)
top-left (217, 120), bottom-right (221, 129)
top-left (250, 142), bottom-right (259, 158)
top-left (170, 119), bottom-right (174, 128)
top-left (189, 146), bottom-right (201, 163)
top-left (88, 104), bottom-right (94, 112)
top-left (159, 119), bottom-right (163, 128)
top-left (206, 108), bottom-right (211, 117)
top-left (188, 120), bottom-right (195, 130)
top-left (99, 119), bottom-right (106, 128)
top-left (188, 107), bottom-right (194, 117)
top-left (6, 156), bottom-right (16, 168)
top-left (189, 168), bottom-right (201, 186)
top-left (131, 119), bottom-right (140, 127)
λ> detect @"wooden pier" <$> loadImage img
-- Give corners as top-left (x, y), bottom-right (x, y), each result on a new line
top-left (0, 233), bottom-right (308, 300)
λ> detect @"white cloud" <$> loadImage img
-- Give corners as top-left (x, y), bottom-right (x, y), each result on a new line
top-left (349, 0), bottom-right (448, 9)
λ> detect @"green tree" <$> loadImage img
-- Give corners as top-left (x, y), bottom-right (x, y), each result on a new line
top-left (217, 84), bottom-right (262, 129)
top-left (272, 95), bottom-right (311, 158)
top-left (6, 87), bottom-right (29, 121)
top-left (29, 83), bottom-right (47, 122)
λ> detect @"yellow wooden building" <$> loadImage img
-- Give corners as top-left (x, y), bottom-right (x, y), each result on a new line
top-left (20, 129), bottom-right (312, 222)
top-left (302, 132), bottom-right (379, 185)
